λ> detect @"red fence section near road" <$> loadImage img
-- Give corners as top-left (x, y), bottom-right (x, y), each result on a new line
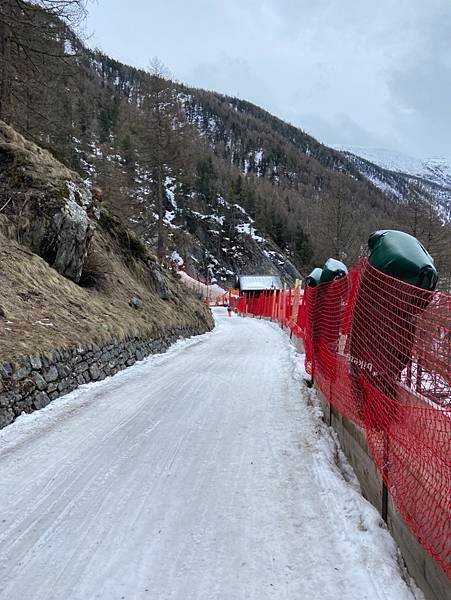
top-left (236, 258), bottom-right (451, 576)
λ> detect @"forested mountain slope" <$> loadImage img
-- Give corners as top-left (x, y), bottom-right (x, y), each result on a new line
top-left (1, 1), bottom-right (449, 284)
top-left (334, 147), bottom-right (451, 222)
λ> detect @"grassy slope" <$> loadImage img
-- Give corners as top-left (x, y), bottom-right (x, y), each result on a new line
top-left (0, 122), bottom-right (213, 361)
top-left (0, 226), bottom-right (213, 361)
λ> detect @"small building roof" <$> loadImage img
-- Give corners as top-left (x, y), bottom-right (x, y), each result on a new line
top-left (238, 275), bottom-right (283, 292)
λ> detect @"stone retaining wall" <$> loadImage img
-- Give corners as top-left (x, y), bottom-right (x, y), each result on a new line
top-left (0, 323), bottom-right (209, 429)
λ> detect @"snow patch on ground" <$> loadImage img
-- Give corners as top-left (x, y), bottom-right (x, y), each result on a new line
top-left (364, 172), bottom-right (402, 199)
top-left (236, 222), bottom-right (265, 242)
top-left (165, 176), bottom-right (177, 208)
top-left (170, 250), bottom-right (184, 267)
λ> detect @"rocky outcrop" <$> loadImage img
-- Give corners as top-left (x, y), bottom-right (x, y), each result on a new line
top-left (0, 123), bottom-right (214, 370)
top-left (150, 262), bottom-right (172, 300)
top-left (25, 180), bottom-right (98, 282)
top-left (0, 121), bottom-right (99, 283)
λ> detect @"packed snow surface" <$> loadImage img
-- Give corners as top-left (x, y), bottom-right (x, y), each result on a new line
top-left (0, 310), bottom-right (418, 600)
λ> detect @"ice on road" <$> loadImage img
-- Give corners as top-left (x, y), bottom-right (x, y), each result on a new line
top-left (0, 309), bottom-right (417, 600)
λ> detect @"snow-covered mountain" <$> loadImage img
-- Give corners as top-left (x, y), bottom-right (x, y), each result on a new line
top-left (334, 147), bottom-right (451, 188)
top-left (333, 146), bottom-right (451, 221)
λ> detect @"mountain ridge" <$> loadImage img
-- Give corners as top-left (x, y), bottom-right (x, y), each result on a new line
top-left (1, 1), bottom-right (449, 286)
top-left (333, 146), bottom-right (451, 183)
top-left (332, 145), bottom-right (451, 221)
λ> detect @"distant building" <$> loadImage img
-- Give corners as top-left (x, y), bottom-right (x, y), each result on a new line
top-left (237, 275), bottom-right (283, 296)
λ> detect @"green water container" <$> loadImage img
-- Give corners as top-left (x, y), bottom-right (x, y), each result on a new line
top-left (319, 258), bottom-right (348, 283)
top-left (368, 230), bottom-right (438, 290)
top-left (305, 267), bottom-right (323, 287)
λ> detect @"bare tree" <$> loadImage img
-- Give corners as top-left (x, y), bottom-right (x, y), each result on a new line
top-left (28, 1), bottom-right (88, 24)
top-left (138, 59), bottom-right (186, 261)
top-left (400, 183), bottom-right (451, 279)
top-left (0, 0), bottom-right (89, 122)
top-left (317, 187), bottom-right (361, 264)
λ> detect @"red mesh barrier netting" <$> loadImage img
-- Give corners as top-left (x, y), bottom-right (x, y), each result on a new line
top-left (352, 261), bottom-right (450, 574)
top-left (236, 259), bottom-right (450, 575)
top-left (288, 286), bottom-right (304, 338)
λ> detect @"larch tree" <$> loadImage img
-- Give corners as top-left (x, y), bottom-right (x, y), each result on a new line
top-left (400, 183), bottom-right (451, 280)
top-left (138, 58), bottom-right (187, 262)
top-left (0, 0), bottom-right (89, 124)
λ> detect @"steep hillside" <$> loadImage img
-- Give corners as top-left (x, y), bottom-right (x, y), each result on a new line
top-left (333, 146), bottom-right (451, 221)
top-left (0, 121), bottom-right (213, 361)
top-left (1, 0), bottom-right (449, 283)
top-left (333, 147), bottom-right (451, 188)
top-left (181, 91), bottom-right (365, 183)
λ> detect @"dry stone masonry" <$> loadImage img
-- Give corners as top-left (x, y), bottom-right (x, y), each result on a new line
top-left (0, 323), bottom-right (208, 429)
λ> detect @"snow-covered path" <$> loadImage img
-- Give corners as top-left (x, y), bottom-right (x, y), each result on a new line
top-left (0, 309), bottom-right (417, 600)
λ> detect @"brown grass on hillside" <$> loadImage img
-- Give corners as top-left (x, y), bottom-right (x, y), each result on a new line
top-left (0, 121), bottom-right (76, 189)
top-left (0, 120), bottom-right (212, 361)
top-left (0, 227), bottom-right (213, 361)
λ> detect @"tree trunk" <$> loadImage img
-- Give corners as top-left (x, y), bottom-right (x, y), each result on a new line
top-left (0, 7), bottom-right (12, 122)
top-left (157, 164), bottom-right (165, 262)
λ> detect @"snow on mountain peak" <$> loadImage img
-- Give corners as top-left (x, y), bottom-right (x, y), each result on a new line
top-left (333, 146), bottom-right (451, 189)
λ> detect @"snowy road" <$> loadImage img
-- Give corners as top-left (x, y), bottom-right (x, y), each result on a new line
top-left (0, 309), bottom-right (417, 600)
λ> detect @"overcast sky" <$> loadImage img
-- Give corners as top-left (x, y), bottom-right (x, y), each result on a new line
top-left (86, 0), bottom-right (451, 159)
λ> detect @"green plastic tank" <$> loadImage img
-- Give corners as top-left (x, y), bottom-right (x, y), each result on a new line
top-left (305, 267), bottom-right (323, 287)
top-left (368, 230), bottom-right (438, 290)
top-left (319, 258), bottom-right (348, 283)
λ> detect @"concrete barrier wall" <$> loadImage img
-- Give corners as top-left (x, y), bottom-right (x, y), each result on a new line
top-left (316, 390), bottom-right (449, 600)
top-left (287, 330), bottom-right (448, 599)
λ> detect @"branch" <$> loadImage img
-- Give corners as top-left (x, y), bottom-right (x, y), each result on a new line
top-left (11, 89), bottom-right (75, 135)
top-left (0, 196), bottom-right (13, 213)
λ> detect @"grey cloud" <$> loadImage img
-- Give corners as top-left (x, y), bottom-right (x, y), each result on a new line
top-left (387, 8), bottom-right (451, 156)
top-left (298, 113), bottom-right (393, 149)
top-left (189, 55), bottom-right (276, 106)
top-left (87, 0), bottom-right (451, 159)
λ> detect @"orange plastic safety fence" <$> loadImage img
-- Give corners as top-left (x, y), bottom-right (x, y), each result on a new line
top-left (236, 259), bottom-right (450, 575)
